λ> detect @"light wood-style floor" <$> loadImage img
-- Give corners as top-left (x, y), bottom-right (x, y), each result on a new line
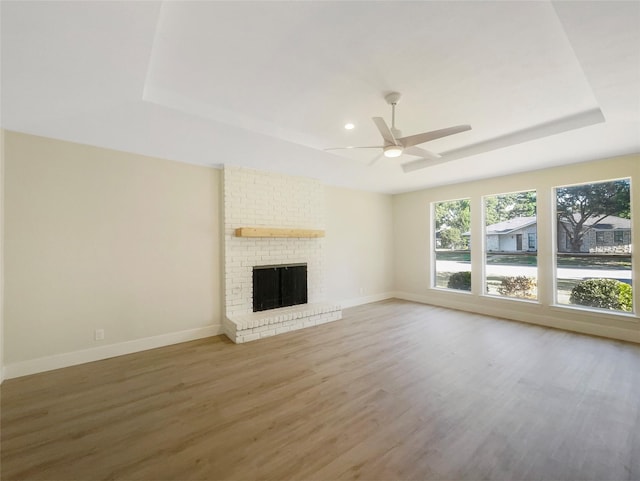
top-left (2, 300), bottom-right (640, 481)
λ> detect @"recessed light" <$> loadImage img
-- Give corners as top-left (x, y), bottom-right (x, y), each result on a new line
top-left (344, 123), bottom-right (355, 130)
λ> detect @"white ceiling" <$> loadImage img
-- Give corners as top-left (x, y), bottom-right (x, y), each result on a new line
top-left (2, 1), bottom-right (639, 193)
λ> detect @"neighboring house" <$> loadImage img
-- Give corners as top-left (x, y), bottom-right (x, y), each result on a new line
top-left (485, 216), bottom-right (537, 252)
top-left (481, 215), bottom-right (632, 253)
top-left (558, 214), bottom-right (632, 254)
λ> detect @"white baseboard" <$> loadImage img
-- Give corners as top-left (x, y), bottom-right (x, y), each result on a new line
top-left (339, 292), bottom-right (395, 309)
top-left (394, 291), bottom-right (640, 344)
top-left (5, 292), bottom-right (635, 380)
top-left (3, 324), bottom-right (223, 380)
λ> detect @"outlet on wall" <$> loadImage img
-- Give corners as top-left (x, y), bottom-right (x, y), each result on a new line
top-left (94, 329), bottom-right (105, 341)
top-left (359, 287), bottom-right (364, 295)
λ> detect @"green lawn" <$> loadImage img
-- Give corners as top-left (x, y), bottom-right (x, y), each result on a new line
top-left (435, 251), bottom-right (471, 262)
top-left (487, 254), bottom-right (537, 266)
top-left (435, 251), bottom-right (632, 270)
top-left (556, 254), bottom-right (632, 269)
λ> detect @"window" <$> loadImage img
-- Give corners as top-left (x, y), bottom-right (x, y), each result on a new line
top-left (433, 199), bottom-right (471, 291)
top-left (555, 178), bottom-right (632, 313)
top-left (484, 191), bottom-right (537, 300)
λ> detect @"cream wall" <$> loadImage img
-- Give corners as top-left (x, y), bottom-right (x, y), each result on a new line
top-left (1, 130), bottom-right (5, 382)
top-left (2, 132), bottom-right (397, 378)
top-left (4, 132), bottom-right (222, 375)
top-left (393, 155), bottom-right (640, 343)
top-left (3, 129), bottom-right (637, 379)
top-left (325, 186), bottom-right (395, 306)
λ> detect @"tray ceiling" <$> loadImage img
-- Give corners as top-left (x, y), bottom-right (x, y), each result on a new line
top-left (2, 1), bottom-right (639, 193)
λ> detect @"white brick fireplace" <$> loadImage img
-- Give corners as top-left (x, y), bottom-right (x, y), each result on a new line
top-left (222, 166), bottom-right (341, 343)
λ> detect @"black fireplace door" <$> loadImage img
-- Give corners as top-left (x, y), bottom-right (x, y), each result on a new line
top-left (253, 264), bottom-right (307, 312)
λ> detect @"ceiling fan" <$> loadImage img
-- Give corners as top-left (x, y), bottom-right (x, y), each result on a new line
top-left (325, 92), bottom-right (471, 168)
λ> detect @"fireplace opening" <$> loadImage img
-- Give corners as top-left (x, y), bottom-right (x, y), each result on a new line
top-left (253, 264), bottom-right (307, 312)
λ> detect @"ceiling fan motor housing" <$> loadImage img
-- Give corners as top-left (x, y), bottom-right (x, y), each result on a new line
top-left (385, 92), bottom-right (402, 105)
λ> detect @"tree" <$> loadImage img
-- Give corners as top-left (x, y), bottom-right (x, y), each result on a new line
top-left (439, 227), bottom-right (463, 250)
top-left (435, 199), bottom-right (470, 232)
top-left (435, 199), bottom-right (470, 249)
top-left (556, 179), bottom-right (630, 252)
top-left (508, 191), bottom-right (537, 219)
top-left (485, 191), bottom-right (537, 226)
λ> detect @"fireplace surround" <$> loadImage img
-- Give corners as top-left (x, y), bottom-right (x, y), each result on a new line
top-left (222, 166), bottom-right (342, 343)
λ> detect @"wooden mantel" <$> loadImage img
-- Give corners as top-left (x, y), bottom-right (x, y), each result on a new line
top-left (235, 227), bottom-right (325, 238)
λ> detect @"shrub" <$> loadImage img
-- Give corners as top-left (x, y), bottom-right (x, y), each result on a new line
top-left (498, 276), bottom-right (536, 298)
top-left (447, 271), bottom-right (471, 291)
top-left (570, 279), bottom-right (632, 312)
top-left (619, 282), bottom-right (633, 311)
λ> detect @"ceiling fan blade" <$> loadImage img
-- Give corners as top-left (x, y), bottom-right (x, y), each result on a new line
top-left (324, 146), bottom-right (384, 151)
top-left (397, 124), bottom-right (471, 148)
top-left (403, 146), bottom-right (441, 160)
top-left (402, 157), bottom-right (452, 173)
top-left (372, 117), bottom-right (397, 145)
top-left (368, 153), bottom-right (384, 166)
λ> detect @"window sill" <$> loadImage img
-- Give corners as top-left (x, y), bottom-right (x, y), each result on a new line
top-left (482, 294), bottom-right (540, 305)
top-left (431, 286), bottom-right (473, 295)
top-left (549, 303), bottom-right (638, 323)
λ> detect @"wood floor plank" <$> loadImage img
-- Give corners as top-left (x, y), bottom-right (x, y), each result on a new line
top-left (1, 299), bottom-right (639, 480)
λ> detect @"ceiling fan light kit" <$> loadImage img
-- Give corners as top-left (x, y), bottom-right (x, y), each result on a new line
top-left (325, 91), bottom-right (471, 171)
top-left (384, 145), bottom-right (403, 158)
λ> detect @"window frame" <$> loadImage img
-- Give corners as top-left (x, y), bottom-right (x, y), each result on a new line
top-left (552, 177), bottom-right (634, 315)
top-left (431, 197), bottom-right (472, 293)
top-left (481, 189), bottom-right (538, 302)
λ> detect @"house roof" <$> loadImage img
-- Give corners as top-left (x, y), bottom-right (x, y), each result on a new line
top-left (486, 217), bottom-right (537, 235)
top-left (483, 214), bottom-right (631, 235)
top-left (565, 214), bottom-right (631, 230)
